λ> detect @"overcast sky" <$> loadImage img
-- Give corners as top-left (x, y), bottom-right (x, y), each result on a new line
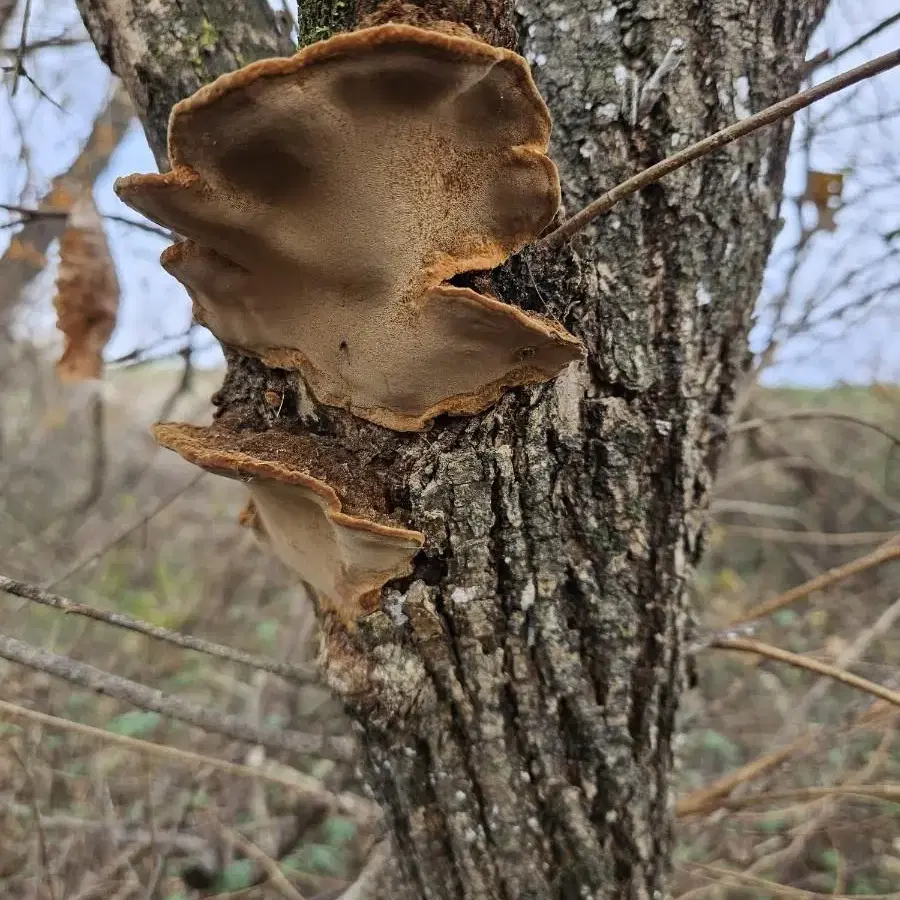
top-left (1, 0), bottom-right (898, 386)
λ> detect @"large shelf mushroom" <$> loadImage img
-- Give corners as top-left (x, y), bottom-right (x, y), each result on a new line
top-left (154, 422), bottom-right (425, 629)
top-left (117, 23), bottom-right (584, 431)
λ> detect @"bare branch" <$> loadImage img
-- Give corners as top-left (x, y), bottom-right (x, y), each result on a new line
top-left (721, 525), bottom-right (899, 546)
top-left (706, 783), bottom-right (900, 812)
top-left (209, 816), bottom-right (307, 900)
top-left (728, 537), bottom-right (900, 628)
top-left (769, 597), bottom-right (900, 748)
top-left (3, 60), bottom-right (66, 110)
top-left (9, 0), bottom-right (31, 93)
top-left (675, 735), bottom-right (812, 818)
top-left (730, 408), bottom-right (900, 449)
top-left (0, 203), bottom-right (173, 240)
top-left (10, 741), bottom-right (58, 900)
top-left (106, 325), bottom-right (193, 365)
top-left (73, 392), bottom-right (106, 514)
top-left (0, 34), bottom-right (89, 55)
top-left (0, 697), bottom-right (377, 818)
top-left (338, 841), bottom-right (391, 900)
top-left (156, 337), bottom-right (196, 421)
top-left (809, 11), bottom-right (900, 74)
top-left (539, 48), bottom-right (900, 249)
top-left (0, 573), bottom-right (317, 684)
top-left (44, 472), bottom-right (204, 589)
top-left (0, 633), bottom-right (355, 760)
top-left (677, 861), bottom-right (836, 900)
top-left (707, 636), bottom-right (900, 708)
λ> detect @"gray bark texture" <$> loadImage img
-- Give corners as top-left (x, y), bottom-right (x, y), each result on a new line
top-left (75, 0), bottom-right (826, 896)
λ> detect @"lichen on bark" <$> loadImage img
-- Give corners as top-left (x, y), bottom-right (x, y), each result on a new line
top-left (75, 0), bottom-right (828, 895)
top-left (297, 0), bottom-right (355, 47)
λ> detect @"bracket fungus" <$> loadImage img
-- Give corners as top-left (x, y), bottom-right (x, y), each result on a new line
top-left (152, 422), bottom-right (425, 628)
top-left (53, 190), bottom-right (119, 382)
top-left (116, 24), bottom-right (584, 430)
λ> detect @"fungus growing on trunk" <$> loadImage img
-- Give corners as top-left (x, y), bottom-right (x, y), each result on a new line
top-left (152, 422), bottom-right (425, 628)
top-left (53, 190), bottom-right (119, 382)
top-left (116, 23), bottom-right (583, 430)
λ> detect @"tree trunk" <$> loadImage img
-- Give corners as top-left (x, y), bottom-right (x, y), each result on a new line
top-left (76, 0), bottom-right (826, 896)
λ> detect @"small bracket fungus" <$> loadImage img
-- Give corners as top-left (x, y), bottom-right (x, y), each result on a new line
top-left (53, 190), bottom-right (119, 382)
top-left (117, 24), bottom-right (584, 430)
top-left (153, 422), bottom-right (425, 628)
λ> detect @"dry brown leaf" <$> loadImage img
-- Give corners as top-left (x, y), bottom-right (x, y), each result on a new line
top-left (52, 191), bottom-right (120, 382)
top-left (47, 183), bottom-right (75, 210)
top-left (802, 170), bottom-right (844, 232)
top-left (7, 237), bottom-right (47, 268)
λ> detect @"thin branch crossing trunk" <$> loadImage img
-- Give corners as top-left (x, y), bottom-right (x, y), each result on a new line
top-left (74, 0), bottom-right (827, 896)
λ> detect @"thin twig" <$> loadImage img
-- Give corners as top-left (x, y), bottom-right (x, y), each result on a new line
top-left (0, 34), bottom-right (89, 54)
top-left (709, 783), bottom-right (900, 811)
top-left (9, 0), bottom-right (31, 93)
top-left (769, 596), bottom-right (900, 747)
top-left (74, 391), bottom-right (107, 514)
top-left (0, 633), bottom-right (355, 760)
top-left (0, 203), bottom-right (172, 239)
top-left (156, 338), bottom-right (195, 421)
top-left (721, 525), bottom-right (899, 546)
top-left (809, 12), bottom-right (900, 74)
top-left (538, 48), bottom-right (900, 249)
top-left (44, 471), bottom-right (205, 589)
top-left (730, 409), bottom-right (900, 450)
top-left (715, 455), bottom-right (900, 518)
top-left (675, 735), bottom-right (811, 818)
top-left (676, 685), bottom-right (900, 822)
top-left (106, 326), bottom-right (194, 366)
top-left (676, 861), bottom-right (821, 900)
top-left (728, 537), bottom-right (900, 627)
top-left (0, 699), bottom-right (376, 817)
top-left (0, 573), bottom-right (317, 684)
top-left (70, 843), bottom-right (149, 900)
top-left (338, 841), bottom-right (391, 900)
top-left (3, 61), bottom-right (66, 111)
top-left (707, 636), bottom-right (900, 708)
top-left (209, 816), bottom-right (307, 900)
top-left (10, 741), bottom-right (59, 900)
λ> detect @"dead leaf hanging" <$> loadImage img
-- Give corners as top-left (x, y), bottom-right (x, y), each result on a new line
top-left (801, 170), bottom-right (844, 233)
top-left (53, 191), bottom-right (120, 382)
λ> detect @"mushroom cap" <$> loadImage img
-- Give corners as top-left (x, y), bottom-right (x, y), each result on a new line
top-left (152, 422), bottom-right (424, 628)
top-left (163, 241), bottom-right (581, 429)
top-left (116, 24), bottom-right (583, 430)
top-left (53, 191), bottom-right (119, 382)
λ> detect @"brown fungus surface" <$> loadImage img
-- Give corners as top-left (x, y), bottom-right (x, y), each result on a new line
top-left (116, 24), bottom-right (584, 430)
top-left (153, 422), bottom-right (425, 628)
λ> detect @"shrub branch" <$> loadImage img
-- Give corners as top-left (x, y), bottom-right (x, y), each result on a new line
top-left (0, 573), bottom-right (317, 684)
top-left (707, 636), bottom-right (900, 708)
top-left (0, 633), bottom-right (354, 760)
top-left (539, 48), bottom-right (900, 249)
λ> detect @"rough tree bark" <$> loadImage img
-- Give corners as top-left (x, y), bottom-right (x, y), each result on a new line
top-left (75, 0), bottom-right (826, 896)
